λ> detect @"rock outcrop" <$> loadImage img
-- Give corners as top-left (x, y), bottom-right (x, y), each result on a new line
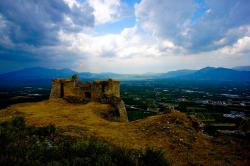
top-left (115, 100), bottom-right (128, 122)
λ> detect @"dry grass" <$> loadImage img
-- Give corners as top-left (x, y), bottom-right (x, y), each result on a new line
top-left (0, 99), bottom-right (249, 166)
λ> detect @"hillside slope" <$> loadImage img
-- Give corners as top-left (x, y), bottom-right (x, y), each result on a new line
top-left (0, 100), bottom-right (249, 165)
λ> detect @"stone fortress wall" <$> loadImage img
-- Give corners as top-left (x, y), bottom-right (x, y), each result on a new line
top-left (50, 75), bottom-right (128, 122)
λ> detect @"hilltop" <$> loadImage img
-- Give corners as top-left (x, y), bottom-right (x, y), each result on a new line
top-left (0, 99), bottom-right (249, 165)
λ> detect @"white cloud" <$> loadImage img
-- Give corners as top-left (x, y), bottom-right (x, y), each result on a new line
top-left (135, 0), bottom-right (250, 53)
top-left (135, 0), bottom-right (195, 42)
top-left (58, 24), bottom-right (182, 58)
top-left (87, 0), bottom-right (128, 25)
top-left (219, 36), bottom-right (250, 55)
top-left (54, 25), bottom-right (185, 73)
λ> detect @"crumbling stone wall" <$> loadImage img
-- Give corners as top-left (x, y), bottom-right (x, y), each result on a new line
top-left (91, 79), bottom-right (120, 99)
top-left (49, 75), bottom-right (128, 122)
top-left (50, 79), bottom-right (63, 98)
top-left (63, 80), bottom-right (76, 97)
top-left (50, 77), bottom-right (120, 100)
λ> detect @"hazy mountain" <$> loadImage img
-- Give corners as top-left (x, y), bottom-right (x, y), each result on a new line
top-left (233, 66), bottom-right (250, 71)
top-left (179, 67), bottom-right (250, 81)
top-left (0, 67), bottom-right (76, 79)
top-left (0, 67), bottom-right (76, 86)
top-left (157, 69), bottom-right (196, 78)
top-left (0, 66), bottom-right (250, 86)
top-left (0, 67), bottom-right (140, 86)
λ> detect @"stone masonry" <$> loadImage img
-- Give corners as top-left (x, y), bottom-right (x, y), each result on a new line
top-left (50, 75), bottom-right (128, 122)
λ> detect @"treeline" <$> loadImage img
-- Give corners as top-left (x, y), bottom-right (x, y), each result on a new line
top-left (0, 117), bottom-right (169, 166)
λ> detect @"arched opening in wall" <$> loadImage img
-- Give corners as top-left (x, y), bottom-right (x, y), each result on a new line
top-left (85, 91), bottom-right (91, 98)
top-left (60, 83), bottom-right (64, 98)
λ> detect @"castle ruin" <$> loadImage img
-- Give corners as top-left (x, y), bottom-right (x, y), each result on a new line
top-left (49, 75), bottom-right (128, 122)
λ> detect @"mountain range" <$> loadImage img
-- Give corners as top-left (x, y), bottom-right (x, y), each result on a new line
top-left (0, 66), bottom-right (250, 86)
top-left (232, 66), bottom-right (250, 71)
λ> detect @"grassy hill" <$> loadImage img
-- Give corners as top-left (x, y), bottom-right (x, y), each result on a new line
top-left (0, 99), bottom-right (249, 165)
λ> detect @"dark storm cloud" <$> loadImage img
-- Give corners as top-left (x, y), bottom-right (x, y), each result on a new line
top-left (0, 0), bottom-right (94, 46)
top-left (0, 0), bottom-right (95, 72)
top-left (0, 45), bottom-right (38, 62)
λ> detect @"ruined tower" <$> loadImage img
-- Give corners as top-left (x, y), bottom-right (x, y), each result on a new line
top-left (91, 79), bottom-right (120, 99)
top-left (50, 78), bottom-right (76, 99)
top-left (50, 78), bottom-right (120, 100)
top-left (49, 75), bottom-right (128, 122)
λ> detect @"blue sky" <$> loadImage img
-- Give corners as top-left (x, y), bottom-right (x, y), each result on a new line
top-left (0, 0), bottom-right (250, 74)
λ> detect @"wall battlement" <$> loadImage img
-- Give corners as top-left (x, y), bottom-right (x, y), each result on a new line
top-left (50, 75), bottom-right (128, 122)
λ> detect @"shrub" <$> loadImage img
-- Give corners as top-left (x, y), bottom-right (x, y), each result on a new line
top-left (0, 118), bottom-right (170, 166)
top-left (140, 147), bottom-right (170, 166)
top-left (11, 116), bottom-right (25, 128)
